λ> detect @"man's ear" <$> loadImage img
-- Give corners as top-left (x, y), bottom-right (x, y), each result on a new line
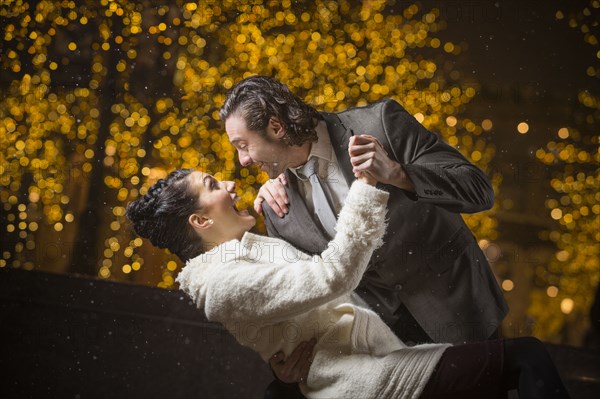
top-left (189, 213), bottom-right (213, 230)
top-left (269, 117), bottom-right (286, 139)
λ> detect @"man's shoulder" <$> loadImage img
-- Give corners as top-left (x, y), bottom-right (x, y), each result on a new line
top-left (322, 98), bottom-right (404, 129)
top-left (332, 98), bottom-right (406, 122)
top-left (336, 98), bottom-right (397, 113)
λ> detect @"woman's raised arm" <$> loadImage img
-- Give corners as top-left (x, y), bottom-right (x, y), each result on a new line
top-left (179, 179), bottom-right (388, 323)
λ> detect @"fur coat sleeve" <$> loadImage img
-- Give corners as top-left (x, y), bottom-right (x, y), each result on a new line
top-left (176, 179), bottom-right (389, 323)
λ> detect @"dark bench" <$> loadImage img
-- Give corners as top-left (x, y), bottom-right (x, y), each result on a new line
top-left (1, 268), bottom-right (599, 398)
top-left (0, 268), bottom-right (271, 398)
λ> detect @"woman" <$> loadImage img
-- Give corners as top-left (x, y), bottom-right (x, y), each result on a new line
top-left (126, 168), bottom-right (570, 399)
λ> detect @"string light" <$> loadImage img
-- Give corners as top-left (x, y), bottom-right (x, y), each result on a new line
top-left (517, 122), bottom-right (529, 134)
top-left (527, 0), bottom-right (599, 342)
top-left (502, 279), bottom-right (514, 292)
top-left (1, 0), bottom-right (498, 291)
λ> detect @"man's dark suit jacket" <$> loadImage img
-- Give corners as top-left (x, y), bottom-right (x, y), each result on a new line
top-left (262, 99), bottom-right (508, 343)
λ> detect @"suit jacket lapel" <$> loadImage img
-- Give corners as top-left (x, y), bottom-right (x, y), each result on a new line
top-left (321, 113), bottom-right (355, 186)
top-left (279, 170), bottom-right (330, 254)
top-left (262, 114), bottom-right (357, 255)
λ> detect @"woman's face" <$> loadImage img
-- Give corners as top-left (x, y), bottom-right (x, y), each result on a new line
top-left (188, 171), bottom-right (256, 239)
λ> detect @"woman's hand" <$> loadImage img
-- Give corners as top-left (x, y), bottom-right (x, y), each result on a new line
top-left (356, 171), bottom-right (377, 186)
top-left (269, 339), bottom-right (316, 384)
top-left (254, 174), bottom-right (289, 217)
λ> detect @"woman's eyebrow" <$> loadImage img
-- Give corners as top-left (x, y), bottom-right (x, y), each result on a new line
top-left (202, 175), bottom-right (212, 187)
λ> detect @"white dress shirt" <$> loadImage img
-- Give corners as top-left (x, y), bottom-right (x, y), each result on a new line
top-left (289, 121), bottom-right (350, 216)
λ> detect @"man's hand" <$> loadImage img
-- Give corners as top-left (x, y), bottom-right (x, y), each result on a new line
top-left (348, 134), bottom-right (415, 192)
top-left (269, 339), bottom-right (316, 385)
top-left (254, 174), bottom-right (289, 217)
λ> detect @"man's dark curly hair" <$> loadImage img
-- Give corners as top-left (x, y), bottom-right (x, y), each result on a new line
top-left (126, 169), bottom-right (204, 262)
top-left (219, 75), bottom-right (322, 147)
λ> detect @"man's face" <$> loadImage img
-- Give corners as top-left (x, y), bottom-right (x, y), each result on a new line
top-left (225, 115), bottom-right (292, 178)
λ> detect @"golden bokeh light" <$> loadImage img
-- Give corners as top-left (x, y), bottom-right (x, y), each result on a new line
top-left (560, 298), bottom-right (574, 314)
top-left (558, 127), bottom-right (570, 139)
top-left (502, 279), bottom-right (514, 292)
top-left (481, 119), bottom-right (493, 131)
top-left (2, 0), bottom-right (496, 289)
top-left (527, 0), bottom-right (599, 344)
top-left (517, 122), bottom-right (529, 134)
top-left (5, 2), bottom-right (595, 349)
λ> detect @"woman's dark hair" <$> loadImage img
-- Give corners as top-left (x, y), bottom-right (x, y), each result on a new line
top-left (219, 75), bottom-right (322, 146)
top-left (126, 168), bottom-right (203, 262)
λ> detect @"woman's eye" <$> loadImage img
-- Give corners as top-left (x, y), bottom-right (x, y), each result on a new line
top-left (239, 144), bottom-right (247, 150)
top-left (210, 180), bottom-right (219, 189)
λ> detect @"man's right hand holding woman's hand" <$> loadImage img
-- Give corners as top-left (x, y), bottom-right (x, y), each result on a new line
top-left (269, 338), bottom-right (316, 385)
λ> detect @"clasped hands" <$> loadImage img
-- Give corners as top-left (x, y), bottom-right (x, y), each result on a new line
top-left (269, 338), bottom-right (316, 385)
top-left (254, 134), bottom-right (404, 218)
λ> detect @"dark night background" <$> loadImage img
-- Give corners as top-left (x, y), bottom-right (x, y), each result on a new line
top-left (1, 0), bottom-right (598, 397)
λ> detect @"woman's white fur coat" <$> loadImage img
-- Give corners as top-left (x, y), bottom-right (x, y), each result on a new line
top-left (177, 180), bottom-right (449, 398)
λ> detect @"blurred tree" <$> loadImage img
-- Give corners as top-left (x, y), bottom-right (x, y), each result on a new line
top-left (1, 0), bottom-right (497, 288)
top-left (529, 0), bottom-right (599, 344)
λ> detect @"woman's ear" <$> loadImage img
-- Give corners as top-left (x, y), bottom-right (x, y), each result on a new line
top-left (269, 117), bottom-right (286, 139)
top-left (189, 213), bottom-right (213, 230)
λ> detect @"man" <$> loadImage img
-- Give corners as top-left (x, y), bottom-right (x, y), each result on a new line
top-left (220, 75), bottom-right (508, 391)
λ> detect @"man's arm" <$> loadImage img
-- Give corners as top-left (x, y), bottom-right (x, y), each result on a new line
top-left (348, 134), bottom-right (415, 192)
top-left (351, 99), bottom-right (494, 214)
